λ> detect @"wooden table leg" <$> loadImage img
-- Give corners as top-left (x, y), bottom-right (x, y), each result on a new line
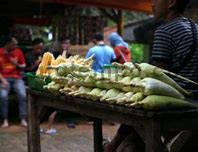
top-left (93, 118), bottom-right (103, 152)
top-left (27, 94), bottom-right (41, 152)
top-left (145, 120), bottom-right (162, 152)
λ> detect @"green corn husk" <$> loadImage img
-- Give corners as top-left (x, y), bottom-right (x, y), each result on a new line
top-left (50, 63), bottom-right (91, 77)
top-left (71, 71), bottom-right (95, 79)
top-left (137, 77), bottom-right (185, 99)
top-left (136, 63), bottom-right (192, 95)
top-left (129, 95), bottom-right (198, 110)
top-left (51, 76), bottom-right (69, 84)
top-left (68, 86), bottom-right (92, 97)
top-left (86, 88), bottom-right (106, 101)
top-left (76, 88), bottom-right (103, 100)
top-left (43, 82), bottom-right (64, 95)
top-left (130, 77), bottom-right (141, 84)
top-left (60, 85), bottom-right (79, 95)
top-left (105, 92), bottom-right (126, 104)
top-left (126, 92), bottom-right (145, 103)
top-left (95, 80), bottom-right (114, 90)
top-left (100, 89), bottom-right (121, 102)
top-left (113, 92), bottom-right (134, 105)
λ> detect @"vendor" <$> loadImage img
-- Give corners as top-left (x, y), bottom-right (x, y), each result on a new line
top-left (104, 0), bottom-right (198, 152)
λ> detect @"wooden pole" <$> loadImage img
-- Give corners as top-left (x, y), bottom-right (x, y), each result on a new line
top-left (117, 10), bottom-right (123, 36)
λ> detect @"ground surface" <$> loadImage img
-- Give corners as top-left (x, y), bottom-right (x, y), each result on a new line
top-left (0, 119), bottom-right (119, 152)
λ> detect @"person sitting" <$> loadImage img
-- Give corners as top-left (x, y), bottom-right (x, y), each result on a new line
top-left (0, 35), bottom-right (27, 128)
top-left (53, 37), bottom-right (72, 58)
top-left (25, 38), bottom-right (44, 73)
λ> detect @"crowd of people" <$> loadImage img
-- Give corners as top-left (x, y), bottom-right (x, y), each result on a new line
top-left (0, 31), bottom-right (130, 134)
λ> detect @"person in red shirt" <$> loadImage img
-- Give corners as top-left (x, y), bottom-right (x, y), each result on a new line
top-left (108, 32), bottom-right (131, 64)
top-left (0, 36), bottom-right (27, 128)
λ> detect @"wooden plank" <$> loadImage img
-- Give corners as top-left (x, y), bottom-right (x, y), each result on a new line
top-left (93, 118), bottom-right (103, 152)
top-left (27, 93), bottom-right (41, 152)
top-left (28, 89), bottom-right (198, 119)
top-left (160, 118), bottom-right (198, 131)
top-left (145, 120), bottom-right (162, 152)
top-left (167, 131), bottom-right (192, 152)
top-left (37, 95), bottom-right (146, 129)
top-left (117, 10), bottom-right (123, 35)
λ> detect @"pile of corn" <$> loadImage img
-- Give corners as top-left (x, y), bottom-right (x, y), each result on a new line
top-left (36, 52), bottom-right (198, 110)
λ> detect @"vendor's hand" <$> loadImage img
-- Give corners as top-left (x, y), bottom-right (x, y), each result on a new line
top-left (0, 78), bottom-right (9, 89)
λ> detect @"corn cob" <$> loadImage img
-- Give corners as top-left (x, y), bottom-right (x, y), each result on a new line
top-left (126, 92), bottom-right (145, 103)
top-left (36, 52), bottom-right (55, 75)
top-left (100, 89), bottom-right (121, 102)
top-left (136, 77), bottom-right (185, 99)
top-left (129, 95), bottom-right (198, 110)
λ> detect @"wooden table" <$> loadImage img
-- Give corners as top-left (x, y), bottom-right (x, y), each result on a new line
top-left (27, 88), bottom-right (198, 152)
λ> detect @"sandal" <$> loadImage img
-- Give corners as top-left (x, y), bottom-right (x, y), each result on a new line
top-left (102, 136), bottom-right (111, 151)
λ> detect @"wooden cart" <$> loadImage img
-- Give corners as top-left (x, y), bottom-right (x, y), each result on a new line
top-left (27, 88), bottom-right (198, 152)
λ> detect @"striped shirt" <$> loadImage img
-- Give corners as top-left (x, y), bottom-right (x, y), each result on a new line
top-left (152, 17), bottom-right (198, 91)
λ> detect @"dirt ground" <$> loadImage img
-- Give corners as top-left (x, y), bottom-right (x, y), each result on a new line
top-left (0, 119), bottom-right (119, 152)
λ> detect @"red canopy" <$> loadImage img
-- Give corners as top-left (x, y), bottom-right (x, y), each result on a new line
top-left (34, 0), bottom-right (152, 13)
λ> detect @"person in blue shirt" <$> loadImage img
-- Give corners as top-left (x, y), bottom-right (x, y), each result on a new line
top-left (85, 33), bottom-right (116, 73)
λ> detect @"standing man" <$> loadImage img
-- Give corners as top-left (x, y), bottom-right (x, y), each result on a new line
top-left (0, 36), bottom-right (27, 128)
top-left (86, 32), bottom-right (116, 73)
top-left (151, 0), bottom-right (198, 100)
top-left (104, 0), bottom-right (198, 151)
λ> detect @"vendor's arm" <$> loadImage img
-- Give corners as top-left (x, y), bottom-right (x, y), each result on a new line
top-left (152, 60), bottom-right (169, 69)
top-left (151, 28), bottom-right (172, 70)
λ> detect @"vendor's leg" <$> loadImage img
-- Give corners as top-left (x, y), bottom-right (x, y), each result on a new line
top-left (13, 79), bottom-right (27, 126)
top-left (104, 124), bottom-right (134, 152)
top-left (116, 132), bottom-right (145, 152)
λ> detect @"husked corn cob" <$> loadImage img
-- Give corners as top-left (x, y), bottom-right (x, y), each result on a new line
top-left (36, 52), bottom-right (54, 75)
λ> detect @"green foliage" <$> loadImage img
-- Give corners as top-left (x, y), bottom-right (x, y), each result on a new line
top-left (129, 43), bottom-right (144, 63)
top-left (124, 11), bottom-right (149, 25)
